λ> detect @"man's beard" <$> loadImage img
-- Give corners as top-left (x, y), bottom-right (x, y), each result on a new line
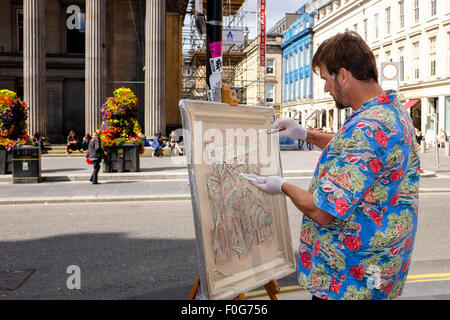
top-left (333, 80), bottom-right (350, 109)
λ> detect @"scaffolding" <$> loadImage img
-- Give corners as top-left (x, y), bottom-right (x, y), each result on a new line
top-left (182, 0), bottom-right (252, 102)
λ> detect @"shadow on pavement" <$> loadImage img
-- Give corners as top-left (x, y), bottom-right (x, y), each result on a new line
top-left (0, 234), bottom-right (199, 300)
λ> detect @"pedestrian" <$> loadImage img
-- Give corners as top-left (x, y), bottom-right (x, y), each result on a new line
top-left (81, 133), bottom-right (92, 151)
top-left (152, 131), bottom-right (165, 157)
top-left (415, 128), bottom-right (423, 146)
top-left (250, 31), bottom-right (420, 300)
top-left (169, 130), bottom-right (184, 156)
top-left (66, 130), bottom-right (82, 154)
top-left (86, 129), bottom-right (106, 184)
top-left (438, 128), bottom-right (448, 148)
top-left (32, 132), bottom-right (42, 150)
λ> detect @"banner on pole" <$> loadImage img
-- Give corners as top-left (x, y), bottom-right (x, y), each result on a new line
top-left (259, 0), bottom-right (266, 67)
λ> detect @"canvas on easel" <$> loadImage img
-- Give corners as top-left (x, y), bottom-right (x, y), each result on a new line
top-left (179, 99), bottom-right (296, 300)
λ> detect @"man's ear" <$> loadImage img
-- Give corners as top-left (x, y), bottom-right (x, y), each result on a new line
top-left (338, 67), bottom-right (351, 84)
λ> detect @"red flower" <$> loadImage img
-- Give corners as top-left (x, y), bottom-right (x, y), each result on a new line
top-left (390, 193), bottom-right (400, 206)
top-left (300, 229), bottom-right (312, 244)
top-left (349, 264), bottom-right (366, 280)
top-left (389, 169), bottom-right (404, 181)
top-left (330, 277), bottom-right (342, 294)
top-left (368, 210), bottom-right (383, 226)
top-left (335, 198), bottom-right (350, 217)
top-left (374, 129), bottom-right (389, 146)
top-left (375, 95), bottom-right (390, 104)
top-left (404, 236), bottom-right (413, 251)
top-left (368, 158), bottom-right (383, 173)
top-left (300, 252), bottom-right (312, 270)
top-left (346, 154), bottom-right (359, 164)
top-left (389, 246), bottom-right (401, 257)
top-left (402, 259), bottom-right (410, 273)
top-left (314, 240), bottom-right (320, 256)
top-left (384, 282), bottom-right (394, 295)
top-left (344, 235), bottom-right (362, 251)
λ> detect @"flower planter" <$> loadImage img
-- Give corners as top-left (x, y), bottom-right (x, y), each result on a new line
top-left (103, 144), bottom-right (140, 173)
top-left (0, 149), bottom-right (13, 174)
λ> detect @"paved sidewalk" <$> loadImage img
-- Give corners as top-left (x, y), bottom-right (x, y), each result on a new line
top-left (0, 148), bottom-right (449, 205)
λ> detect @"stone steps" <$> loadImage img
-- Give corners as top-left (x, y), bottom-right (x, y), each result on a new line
top-left (42, 145), bottom-right (175, 157)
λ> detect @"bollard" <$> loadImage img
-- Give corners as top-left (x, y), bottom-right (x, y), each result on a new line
top-left (445, 141), bottom-right (450, 156)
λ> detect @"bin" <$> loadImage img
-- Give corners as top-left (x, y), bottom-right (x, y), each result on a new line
top-left (12, 146), bottom-right (41, 183)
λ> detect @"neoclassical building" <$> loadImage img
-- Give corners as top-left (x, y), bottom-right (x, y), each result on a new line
top-left (0, 0), bottom-right (187, 143)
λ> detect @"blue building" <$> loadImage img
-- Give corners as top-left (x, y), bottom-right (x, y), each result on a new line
top-left (281, 11), bottom-right (315, 104)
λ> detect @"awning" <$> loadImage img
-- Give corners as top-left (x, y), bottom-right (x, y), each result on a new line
top-left (404, 99), bottom-right (419, 109)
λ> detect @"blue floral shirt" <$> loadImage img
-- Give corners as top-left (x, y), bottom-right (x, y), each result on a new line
top-left (298, 93), bottom-right (420, 300)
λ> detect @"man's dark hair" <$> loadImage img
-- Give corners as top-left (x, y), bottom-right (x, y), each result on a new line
top-left (311, 31), bottom-right (378, 83)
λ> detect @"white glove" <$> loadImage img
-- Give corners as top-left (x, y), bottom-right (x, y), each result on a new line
top-left (272, 118), bottom-right (307, 140)
top-left (249, 176), bottom-right (286, 195)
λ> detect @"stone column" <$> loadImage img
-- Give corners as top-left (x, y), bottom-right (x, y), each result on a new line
top-left (145, 0), bottom-right (166, 137)
top-left (85, 0), bottom-right (107, 134)
top-left (24, 0), bottom-right (46, 137)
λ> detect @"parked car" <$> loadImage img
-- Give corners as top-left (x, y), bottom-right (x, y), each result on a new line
top-left (279, 136), bottom-right (300, 150)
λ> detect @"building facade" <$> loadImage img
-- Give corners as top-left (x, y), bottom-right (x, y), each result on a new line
top-left (280, 10), bottom-right (319, 128)
top-left (0, 0), bottom-right (187, 143)
top-left (309, 0), bottom-right (450, 136)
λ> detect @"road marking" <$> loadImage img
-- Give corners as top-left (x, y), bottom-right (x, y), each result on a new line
top-left (406, 278), bottom-right (450, 284)
top-left (407, 273), bottom-right (450, 279)
top-left (246, 273), bottom-right (450, 300)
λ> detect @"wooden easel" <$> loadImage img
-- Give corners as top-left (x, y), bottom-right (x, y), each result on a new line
top-left (188, 89), bottom-right (279, 301)
top-left (188, 275), bottom-right (280, 300)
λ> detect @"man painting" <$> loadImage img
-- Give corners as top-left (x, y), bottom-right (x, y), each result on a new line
top-left (250, 31), bottom-right (420, 300)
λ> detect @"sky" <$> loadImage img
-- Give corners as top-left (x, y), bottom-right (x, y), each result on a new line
top-left (183, 0), bottom-right (310, 51)
top-left (244, 0), bottom-right (310, 39)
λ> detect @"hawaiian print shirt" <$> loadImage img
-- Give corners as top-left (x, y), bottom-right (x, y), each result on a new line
top-left (298, 93), bottom-right (420, 300)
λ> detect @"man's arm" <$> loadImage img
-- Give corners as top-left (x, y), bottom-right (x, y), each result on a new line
top-left (305, 130), bottom-right (334, 150)
top-left (281, 181), bottom-right (335, 226)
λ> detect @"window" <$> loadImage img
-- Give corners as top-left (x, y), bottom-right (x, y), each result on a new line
top-left (399, 46), bottom-right (405, 81)
top-left (448, 33), bottom-right (450, 74)
top-left (266, 84), bottom-right (274, 103)
top-left (290, 55), bottom-right (294, 73)
top-left (299, 78), bottom-right (303, 99)
top-left (299, 49), bottom-right (303, 67)
top-left (413, 41), bottom-right (420, 79)
top-left (16, 10), bottom-right (23, 52)
top-left (305, 77), bottom-right (309, 98)
top-left (385, 50), bottom-right (391, 62)
top-left (413, 0), bottom-right (419, 22)
top-left (431, 0), bottom-right (437, 16)
top-left (430, 37), bottom-right (436, 76)
top-left (290, 82), bottom-right (294, 101)
top-left (305, 46), bottom-right (310, 65)
top-left (297, 50), bottom-right (302, 69)
top-left (354, 23), bottom-right (358, 33)
top-left (386, 7), bottom-right (391, 34)
top-left (399, 0), bottom-right (405, 28)
top-left (374, 13), bottom-right (379, 39)
top-left (266, 59), bottom-right (274, 74)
